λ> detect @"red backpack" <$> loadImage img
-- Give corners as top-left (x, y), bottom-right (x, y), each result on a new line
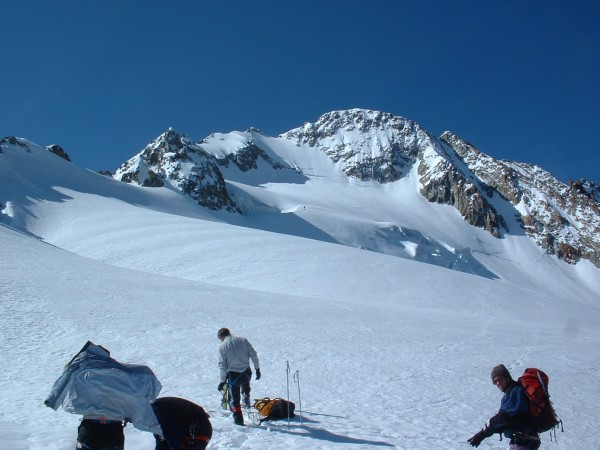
top-left (518, 368), bottom-right (562, 433)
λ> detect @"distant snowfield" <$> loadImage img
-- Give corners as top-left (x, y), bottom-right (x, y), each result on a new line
top-left (1, 140), bottom-right (599, 449)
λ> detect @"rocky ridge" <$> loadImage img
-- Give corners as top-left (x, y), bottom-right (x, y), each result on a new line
top-left (441, 132), bottom-right (600, 266)
top-left (112, 109), bottom-right (599, 268)
top-left (0, 137), bottom-right (71, 162)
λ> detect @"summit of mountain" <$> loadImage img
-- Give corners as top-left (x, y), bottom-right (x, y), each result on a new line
top-left (110, 109), bottom-right (599, 269)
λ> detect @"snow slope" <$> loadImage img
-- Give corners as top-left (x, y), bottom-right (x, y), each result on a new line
top-left (1, 140), bottom-right (599, 449)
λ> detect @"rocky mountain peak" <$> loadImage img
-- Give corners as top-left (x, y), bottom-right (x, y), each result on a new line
top-left (281, 109), bottom-right (430, 183)
top-left (153, 128), bottom-right (193, 154)
top-left (109, 110), bottom-right (599, 269)
top-left (114, 129), bottom-right (238, 212)
top-left (281, 108), bottom-right (420, 145)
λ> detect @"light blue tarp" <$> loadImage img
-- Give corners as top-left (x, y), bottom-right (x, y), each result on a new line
top-left (44, 341), bottom-right (162, 434)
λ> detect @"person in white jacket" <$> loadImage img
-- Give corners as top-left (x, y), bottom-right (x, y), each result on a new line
top-left (217, 328), bottom-right (261, 425)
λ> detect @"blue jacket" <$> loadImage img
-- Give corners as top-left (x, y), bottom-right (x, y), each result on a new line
top-left (486, 381), bottom-right (536, 438)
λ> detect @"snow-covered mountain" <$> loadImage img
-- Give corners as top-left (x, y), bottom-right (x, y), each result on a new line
top-left (111, 109), bottom-right (600, 271)
top-left (1, 112), bottom-right (600, 449)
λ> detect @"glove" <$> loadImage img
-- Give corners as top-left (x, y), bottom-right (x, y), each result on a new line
top-left (217, 382), bottom-right (226, 392)
top-left (255, 369), bottom-right (261, 380)
top-left (467, 430), bottom-right (487, 448)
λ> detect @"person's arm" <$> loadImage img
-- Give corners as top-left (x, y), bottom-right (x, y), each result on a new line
top-left (218, 348), bottom-right (228, 383)
top-left (486, 408), bottom-right (511, 432)
top-left (469, 389), bottom-right (518, 447)
top-left (486, 386), bottom-right (527, 432)
top-left (247, 340), bottom-right (260, 371)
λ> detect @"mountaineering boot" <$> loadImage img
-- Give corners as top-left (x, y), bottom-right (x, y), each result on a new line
top-left (233, 408), bottom-right (244, 426)
top-left (243, 393), bottom-right (251, 408)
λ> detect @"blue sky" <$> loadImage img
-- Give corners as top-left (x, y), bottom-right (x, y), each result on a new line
top-left (2, 0), bottom-right (598, 183)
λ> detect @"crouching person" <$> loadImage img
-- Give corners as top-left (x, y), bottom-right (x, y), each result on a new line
top-left (44, 341), bottom-right (162, 450)
top-left (152, 397), bottom-right (212, 450)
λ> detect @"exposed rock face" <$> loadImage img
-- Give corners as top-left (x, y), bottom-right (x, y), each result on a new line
top-left (440, 131), bottom-right (599, 267)
top-left (1, 136), bottom-right (32, 153)
top-left (284, 110), bottom-right (506, 237)
top-left (283, 109), bottom-right (598, 266)
top-left (1, 138), bottom-right (71, 162)
top-left (417, 154), bottom-right (505, 238)
top-left (45, 144), bottom-right (71, 162)
top-left (281, 109), bottom-right (421, 182)
top-left (216, 141), bottom-right (286, 172)
top-left (114, 128), bottom-right (238, 212)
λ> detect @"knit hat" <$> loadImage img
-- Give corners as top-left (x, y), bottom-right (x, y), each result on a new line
top-left (490, 364), bottom-right (511, 382)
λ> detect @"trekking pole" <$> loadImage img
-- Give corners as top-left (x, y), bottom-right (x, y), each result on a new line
top-left (294, 369), bottom-right (303, 425)
top-left (286, 361), bottom-right (291, 428)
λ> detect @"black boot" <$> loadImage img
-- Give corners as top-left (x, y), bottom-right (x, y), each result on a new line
top-left (233, 409), bottom-right (244, 426)
top-left (242, 393), bottom-right (251, 408)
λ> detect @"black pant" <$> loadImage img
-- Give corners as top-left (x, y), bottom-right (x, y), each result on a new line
top-left (76, 419), bottom-right (124, 450)
top-left (227, 368), bottom-right (252, 410)
top-left (510, 432), bottom-right (541, 450)
top-left (154, 434), bottom-right (208, 450)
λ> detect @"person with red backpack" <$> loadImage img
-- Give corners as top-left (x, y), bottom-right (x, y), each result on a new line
top-left (468, 364), bottom-right (540, 449)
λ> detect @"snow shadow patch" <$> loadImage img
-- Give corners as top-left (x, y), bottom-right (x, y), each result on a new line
top-left (266, 423), bottom-right (395, 447)
top-left (367, 225), bottom-right (499, 279)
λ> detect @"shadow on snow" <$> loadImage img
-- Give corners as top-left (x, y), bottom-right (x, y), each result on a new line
top-left (259, 416), bottom-right (395, 447)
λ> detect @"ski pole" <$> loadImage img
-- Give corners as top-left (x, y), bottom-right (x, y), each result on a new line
top-left (294, 369), bottom-right (303, 425)
top-left (286, 361), bottom-right (291, 428)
